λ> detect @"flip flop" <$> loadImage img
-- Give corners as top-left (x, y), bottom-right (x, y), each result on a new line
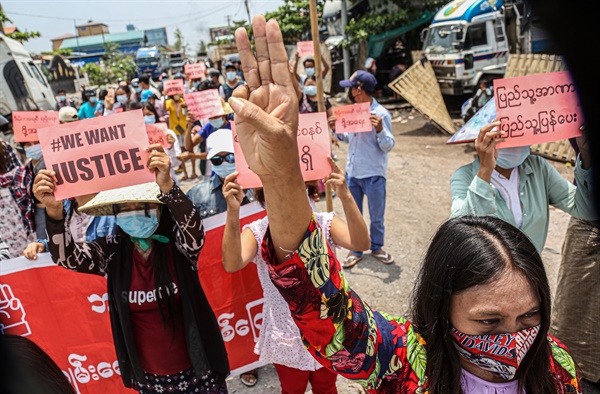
top-left (240, 369), bottom-right (258, 387)
top-left (342, 254), bottom-right (362, 268)
top-left (372, 250), bottom-right (395, 265)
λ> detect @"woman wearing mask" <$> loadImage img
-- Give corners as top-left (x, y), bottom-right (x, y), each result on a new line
top-left (228, 16), bottom-right (582, 393)
top-left (450, 120), bottom-right (597, 252)
top-left (32, 144), bottom-right (229, 394)
top-left (142, 102), bottom-right (182, 184)
top-left (105, 86), bottom-right (132, 115)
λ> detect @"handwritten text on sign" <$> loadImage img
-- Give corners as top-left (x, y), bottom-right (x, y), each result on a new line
top-left (296, 41), bottom-right (315, 58)
top-left (163, 79), bottom-right (184, 96)
top-left (333, 102), bottom-right (372, 133)
top-left (184, 89), bottom-right (224, 120)
top-left (12, 111), bottom-right (59, 142)
top-left (185, 62), bottom-right (206, 79)
top-left (494, 71), bottom-right (582, 148)
top-left (37, 110), bottom-right (154, 200)
top-left (145, 122), bottom-right (170, 148)
top-left (233, 112), bottom-right (332, 188)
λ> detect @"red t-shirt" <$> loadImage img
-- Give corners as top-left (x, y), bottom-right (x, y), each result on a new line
top-left (128, 247), bottom-right (191, 375)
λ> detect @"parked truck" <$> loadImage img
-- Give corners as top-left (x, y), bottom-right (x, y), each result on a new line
top-left (135, 47), bottom-right (161, 79)
top-left (0, 34), bottom-right (56, 117)
top-left (420, 0), bottom-right (552, 96)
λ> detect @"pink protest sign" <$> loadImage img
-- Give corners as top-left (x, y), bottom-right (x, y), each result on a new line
top-left (12, 111), bottom-right (60, 142)
top-left (185, 62), bottom-right (206, 79)
top-left (494, 71), bottom-right (582, 148)
top-left (184, 89), bottom-right (224, 120)
top-left (146, 122), bottom-right (169, 148)
top-left (333, 102), bottom-right (372, 133)
top-left (297, 41), bottom-right (315, 58)
top-left (233, 112), bottom-right (332, 188)
top-left (163, 79), bottom-right (185, 96)
top-left (37, 110), bottom-right (155, 200)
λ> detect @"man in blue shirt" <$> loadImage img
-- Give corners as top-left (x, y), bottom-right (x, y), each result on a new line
top-left (335, 71), bottom-right (396, 268)
top-left (77, 89), bottom-right (98, 119)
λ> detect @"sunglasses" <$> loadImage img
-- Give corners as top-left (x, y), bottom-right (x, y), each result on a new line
top-left (210, 153), bottom-right (235, 166)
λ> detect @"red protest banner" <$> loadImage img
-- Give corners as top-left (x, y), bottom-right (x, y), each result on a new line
top-left (184, 89), bottom-right (224, 120)
top-left (333, 102), bottom-right (372, 133)
top-left (37, 110), bottom-right (155, 200)
top-left (494, 71), bottom-right (583, 148)
top-left (233, 112), bottom-right (332, 188)
top-left (197, 202), bottom-right (267, 376)
top-left (12, 110), bottom-right (60, 142)
top-left (296, 41), bottom-right (315, 58)
top-left (145, 122), bottom-right (169, 148)
top-left (185, 62), bottom-right (206, 79)
top-left (0, 254), bottom-right (134, 394)
top-left (163, 79), bottom-right (185, 96)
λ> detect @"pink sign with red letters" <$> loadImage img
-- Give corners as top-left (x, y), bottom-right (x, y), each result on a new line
top-left (184, 89), bottom-right (224, 120)
top-left (145, 122), bottom-right (169, 148)
top-left (12, 111), bottom-right (60, 142)
top-left (163, 79), bottom-right (185, 96)
top-left (297, 41), bottom-right (315, 57)
top-left (185, 62), bottom-right (206, 79)
top-left (333, 102), bottom-right (372, 133)
top-left (37, 110), bottom-right (155, 200)
top-left (232, 112), bottom-right (332, 188)
top-left (494, 71), bottom-right (582, 148)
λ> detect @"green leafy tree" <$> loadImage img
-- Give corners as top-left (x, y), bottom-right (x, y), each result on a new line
top-left (82, 62), bottom-right (106, 86)
top-left (173, 27), bottom-right (189, 53)
top-left (0, 6), bottom-right (41, 42)
top-left (197, 40), bottom-right (207, 54)
top-left (263, 0), bottom-right (325, 45)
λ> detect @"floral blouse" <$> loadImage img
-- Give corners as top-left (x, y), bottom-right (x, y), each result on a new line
top-left (259, 215), bottom-right (582, 394)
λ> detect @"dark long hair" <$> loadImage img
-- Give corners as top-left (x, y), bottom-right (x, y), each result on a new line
top-left (142, 102), bottom-right (160, 123)
top-left (253, 181), bottom-right (320, 208)
top-left (410, 216), bottom-right (554, 394)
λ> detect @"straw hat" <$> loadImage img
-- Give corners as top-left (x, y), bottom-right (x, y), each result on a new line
top-left (220, 97), bottom-right (233, 115)
top-left (78, 182), bottom-right (163, 216)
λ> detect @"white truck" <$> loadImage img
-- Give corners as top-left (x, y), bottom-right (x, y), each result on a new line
top-left (420, 0), bottom-right (552, 96)
top-left (0, 34), bottom-right (56, 117)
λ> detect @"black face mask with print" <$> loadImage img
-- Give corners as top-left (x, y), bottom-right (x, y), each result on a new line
top-left (347, 88), bottom-right (356, 103)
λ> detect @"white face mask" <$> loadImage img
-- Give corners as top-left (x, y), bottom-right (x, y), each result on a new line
top-left (496, 146), bottom-right (531, 169)
top-left (212, 162), bottom-right (236, 179)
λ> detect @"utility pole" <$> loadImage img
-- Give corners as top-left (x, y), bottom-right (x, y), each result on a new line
top-left (244, 0), bottom-right (252, 24)
top-left (225, 15), bottom-right (231, 26)
top-left (309, 0), bottom-right (334, 213)
top-left (340, 0), bottom-right (351, 80)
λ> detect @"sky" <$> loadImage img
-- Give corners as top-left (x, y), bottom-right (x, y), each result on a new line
top-left (2, 0), bottom-right (284, 54)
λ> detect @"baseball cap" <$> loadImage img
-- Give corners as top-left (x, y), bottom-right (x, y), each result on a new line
top-left (206, 128), bottom-right (234, 159)
top-left (140, 89), bottom-right (154, 102)
top-left (339, 70), bottom-right (377, 93)
top-left (224, 62), bottom-right (235, 69)
top-left (59, 106), bottom-right (78, 123)
top-left (208, 68), bottom-right (220, 77)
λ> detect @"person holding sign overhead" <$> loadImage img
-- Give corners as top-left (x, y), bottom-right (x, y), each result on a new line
top-left (450, 120), bottom-right (597, 253)
top-left (334, 70), bottom-right (396, 268)
top-left (32, 143), bottom-right (230, 393)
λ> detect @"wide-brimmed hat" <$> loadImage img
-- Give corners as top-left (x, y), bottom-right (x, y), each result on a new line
top-left (78, 182), bottom-right (163, 216)
top-left (220, 98), bottom-right (233, 115)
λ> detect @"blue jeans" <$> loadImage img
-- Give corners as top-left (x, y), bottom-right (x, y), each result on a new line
top-left (347, 175), bottom-right (386, 256)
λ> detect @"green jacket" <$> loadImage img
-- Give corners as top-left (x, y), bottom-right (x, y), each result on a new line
top-left (450, 154), bottom-right (597, 252)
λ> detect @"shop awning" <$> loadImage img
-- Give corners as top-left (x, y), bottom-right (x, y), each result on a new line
top-left (367, 11), bottom-right (435, 58)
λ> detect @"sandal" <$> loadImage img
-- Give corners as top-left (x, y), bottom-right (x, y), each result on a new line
top-left (181, 175), bottom-right (188, 181)
top-left (372, 249), bottom-right (395, 265)
top-left (240, 369), bottom-right (258, 387)
top-left (342, 253), bottom-right (362, 268)
top-left (190, 173), bottom-right (198, 179)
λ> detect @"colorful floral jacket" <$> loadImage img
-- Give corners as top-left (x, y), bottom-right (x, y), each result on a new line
top-left (260, 216), bottom-right (581, 393)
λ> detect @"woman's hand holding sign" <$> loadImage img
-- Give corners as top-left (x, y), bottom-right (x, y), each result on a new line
top-left (33, 170), bottom-right (64, 220)
top-left (146, 143), bottom-right (174, 194)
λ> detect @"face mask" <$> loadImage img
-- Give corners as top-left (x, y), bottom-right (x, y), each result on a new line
top-left (209, 117), bottom-right (225, 129)
top-left (25, 144), bottom-right (43, 161)
top-left (117, 95), bottom-right (128, 104)
top-left (305, 67), bottom-right (315, 77)
top-left (89, 97), bottom-right (97, 104)
top-left (496, 146), bottom-right (530, 169)
top-left (303, 85), bottom-right (317, 96)
top-left (347, 88), bottom-right (356, 103)
top-left (134, 86), bottom-right (142, 93)
top-left (116, 210), bottom-right (159, 239)
top-left (59, 95), bottom-right (66, 101)
top-left (173, 94), bottom-right (182, 101)
top-left (226, 71), bottom-right (237, 81)
top-left (212, 162), bottom-right (236, 179)
top-left (144, 115), bottom-right (156, 125)
top-left (450, 324), bottom-right (540, 381)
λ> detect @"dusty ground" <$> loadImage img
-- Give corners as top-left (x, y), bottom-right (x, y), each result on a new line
top-left (178, 101), bottom-right (574, 394)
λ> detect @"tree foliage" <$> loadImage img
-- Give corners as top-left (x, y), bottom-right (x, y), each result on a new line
top-left (264, 0), bottom-right (325, 45)
top-left (82, 42), bottom-right (136, 85)
top-left (173, 27), bottom-right (189, 53)
top-left (0, 7), bottom-right (42, 43)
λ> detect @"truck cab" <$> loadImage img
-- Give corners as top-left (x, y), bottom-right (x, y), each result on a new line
top-left (421, 0), bottom-right (508, 96)
top-left (0, 34), bottom-right (56, 117)
top-left (135, 47), bottom-right (161, 79)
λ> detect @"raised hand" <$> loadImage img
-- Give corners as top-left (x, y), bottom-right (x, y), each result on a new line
top-left (229, 15), bottom-right (300, 181)
top-left (223, 172), bottom-right (245, 211)
top-left (146, 144), bottom-right (174, 193)
top-left (32, 170), bottom-right (63, 219)
top-left (475, 120), bottom-right (502, 182)
top-left (324, 156), bottom-right (350, 198)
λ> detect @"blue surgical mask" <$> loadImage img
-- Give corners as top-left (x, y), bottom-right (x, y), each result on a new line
top-left (226, 71), bottom-right (237, 81)
top-left (134, 86), bottom-right (142, 93)
top-left (496, 146), bottom-right (531, 169)
top-left (303, 85), bottom-right (317, 96)
top-left (117, 95), bottom-right (128, 104)
top-left (209, 117), bottom-right (225, 129)
top-left (144, 115), bottom-right (156, 124)
top-left (212, 162), bottom-right (236, 179)
top-left (25, 144), bottom-right (43, 161)
top-left (305, 67), bottom-right (315, 77)
top-left (116, 210), bottom-right (159, 239)
top-left (89, 97), bottom-right (97, 104)
top-left (58, 95), bottom-right (66, 101)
